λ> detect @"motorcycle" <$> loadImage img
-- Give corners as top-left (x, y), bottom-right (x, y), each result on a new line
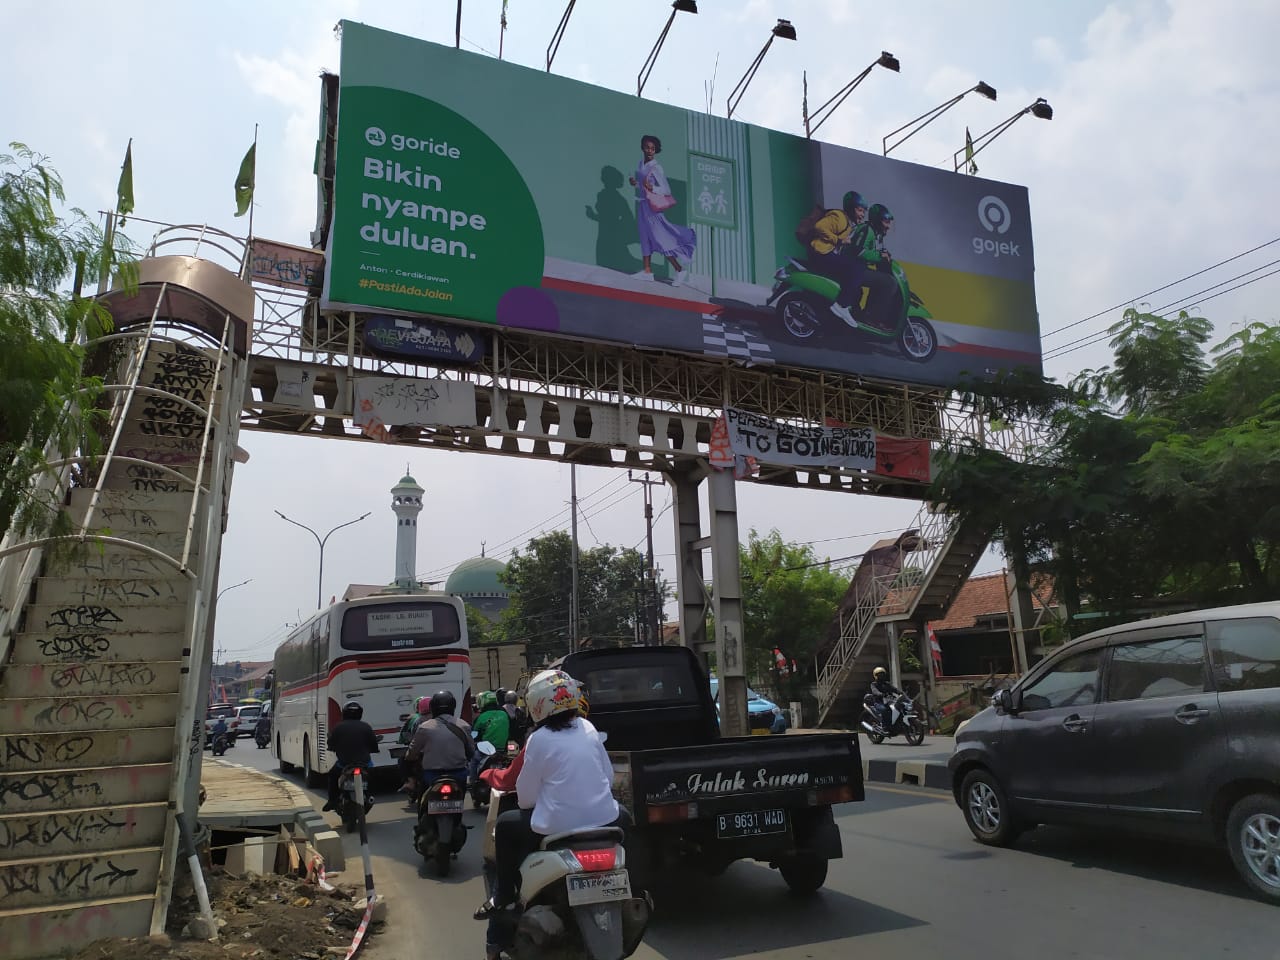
top-left (861, 693), bottom-right (926, 746)
top-left (414, 768), bottom-right (469, 875)
top-left (483, 779), bottom-right (651, 959)
top-left (766, 254), bottom-right (938, 362)
top-left (209, 730), bottom-right (232, 756)
top-left (254, 716), bottom-right (272, 749)
top-left (470, 740), bottom-right (517, 810)
top-left (336, 765), bottom-right (375, 833)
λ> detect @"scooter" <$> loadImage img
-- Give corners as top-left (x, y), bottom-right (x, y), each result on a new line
top-left (414, 768), bottom-right (469, 875)
top-left (470, 740), bottom-right (517, 810)
top-left (482, 786), bottom-right (651, 959)
top-left (254, 726), bottom-right (271, 750)
top-left (336, 764), bottom-right (375, 833)
top-left (861, 693), bottom-right (926, 746)
top-left (766, 255), bottom-right (938, 362)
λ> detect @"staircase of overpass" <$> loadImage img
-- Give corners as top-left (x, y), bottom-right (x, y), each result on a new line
top-left (0, 247), bottom-right (251, 958)
top-left (816, 504), bottom-right (991, 728)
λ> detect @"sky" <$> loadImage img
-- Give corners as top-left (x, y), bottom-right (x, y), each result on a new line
top-left (5, 0), bottom-right (1278, 665)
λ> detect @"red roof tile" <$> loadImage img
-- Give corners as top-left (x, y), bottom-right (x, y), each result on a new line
top-left (929, 572), bottom-right (1056, 632)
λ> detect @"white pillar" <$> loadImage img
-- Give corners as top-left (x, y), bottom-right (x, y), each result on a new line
top-left (390, 473), bottom-right (424, 588)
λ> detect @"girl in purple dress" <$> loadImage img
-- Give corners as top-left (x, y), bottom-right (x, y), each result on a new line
top-left (628, 135), bottom-right (697, 283)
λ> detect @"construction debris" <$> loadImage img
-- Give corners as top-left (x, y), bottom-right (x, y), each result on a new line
top-left (67, 868), bottom-right (381, 960)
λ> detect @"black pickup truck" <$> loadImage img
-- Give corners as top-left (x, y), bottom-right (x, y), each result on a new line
top-left (556, 646), bottom-right (863, 894)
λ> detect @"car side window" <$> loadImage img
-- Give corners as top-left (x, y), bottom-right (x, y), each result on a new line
top-left (1208, 617), bottom-right (1280, 692)
top-left (1020, 649), bottom-right (1101, 711)
top-left (1105, 634), bottom-right (1206, 702)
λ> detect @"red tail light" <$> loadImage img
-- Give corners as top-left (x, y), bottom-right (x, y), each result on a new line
top-left (439, 783), bottom-right (453, 795)
top-left (574, 848), bottom-right (617, 872)
top-left (350, 768), bottom-right (362, 777)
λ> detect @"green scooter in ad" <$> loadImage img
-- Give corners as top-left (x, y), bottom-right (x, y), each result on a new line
top-left (766, 256), bottom-right (938, 362)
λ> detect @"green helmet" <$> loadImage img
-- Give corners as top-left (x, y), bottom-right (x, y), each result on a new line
top-left (842, 191), bottom-right (867, 216)
top-left (868, 203), bottom-right (894, 231)
top-left (477, 690), bottom-right (498, 712)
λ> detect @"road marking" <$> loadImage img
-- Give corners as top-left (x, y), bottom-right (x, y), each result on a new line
top-left (866, 783), bottom-right (951, 801)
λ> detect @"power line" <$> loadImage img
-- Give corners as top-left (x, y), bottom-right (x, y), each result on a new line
top-left (1042, 262), bottom-right (1280, 362)
top-left (1041, 236), bottom-right (1280, 340)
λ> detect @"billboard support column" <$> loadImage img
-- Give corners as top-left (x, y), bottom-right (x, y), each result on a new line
top-left (708, 467), bottom-right (748, 738)
top-left (671, 463), bottom-right (708, 664)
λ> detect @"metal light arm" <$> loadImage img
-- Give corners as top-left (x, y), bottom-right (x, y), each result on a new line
top-left (546, 0), bottom-right (578, 72)
top-left (952, 99), bottom-right (1051, 171)
top-left (882, 81), bottom-right (997, 156)
top-left (726, 34), bottom-right (775, 119)
top-left (275, 510), bottom-right (371, 610)
top-left (805, 60), bottom-right (878, 138)
top-left (638, 7), bottom-right (680, 96)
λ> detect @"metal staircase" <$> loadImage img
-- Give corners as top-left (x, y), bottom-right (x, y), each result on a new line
top-left (0, 248), bottom-right (251, 958)
top-left (816, 503), bottom-right (990, 727)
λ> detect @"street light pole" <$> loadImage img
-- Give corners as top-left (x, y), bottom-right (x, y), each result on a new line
top-left (274, 510), bottom-right (372, 610)
top-left (216, 578), bottom-right (253, 603)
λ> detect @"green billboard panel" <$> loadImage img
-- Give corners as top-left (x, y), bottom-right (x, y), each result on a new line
top-left (322, 22), bottom-right (1042, 388)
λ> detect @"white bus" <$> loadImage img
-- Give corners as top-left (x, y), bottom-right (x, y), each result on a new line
top-left (271, 592), bottom-right (472, 783)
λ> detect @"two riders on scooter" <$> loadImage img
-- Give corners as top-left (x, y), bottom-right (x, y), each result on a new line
top-left (805, 191), bottom-right (899, 332)
top-left (869, 666), bottom-right (902, 735)
top-left (405, 689), bottom-right (475, 799)
top-left (323, 700), bottom-right (380, 812)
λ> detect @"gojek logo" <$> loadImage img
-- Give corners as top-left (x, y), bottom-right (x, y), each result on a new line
top-left (972, 194), bottom-right (1021, 259)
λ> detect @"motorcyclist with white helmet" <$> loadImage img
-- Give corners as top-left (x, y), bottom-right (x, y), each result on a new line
top-left (474, 668), bottom-right (625, 923)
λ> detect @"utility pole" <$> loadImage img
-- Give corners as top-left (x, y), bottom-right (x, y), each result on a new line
top-left (569, 464), bottom-right (579, 653)
top-left (629, 471), bottom-right (663, 646)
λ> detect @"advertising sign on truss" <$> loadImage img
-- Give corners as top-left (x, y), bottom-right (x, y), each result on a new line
top-left (320, 21), bottom-right (1041, 389)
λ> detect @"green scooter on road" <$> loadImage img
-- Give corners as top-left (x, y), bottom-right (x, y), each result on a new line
top-left (766, 256), bottom-right (938, 362)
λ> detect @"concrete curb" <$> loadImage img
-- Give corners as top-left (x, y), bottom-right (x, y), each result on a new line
top-left (861, 756), bottom-right (951, 792)
top-left (201, 758), bottom-right (344, 866)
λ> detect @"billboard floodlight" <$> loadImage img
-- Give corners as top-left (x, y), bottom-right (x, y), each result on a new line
top-left (638, 0), bottom-right (699, 97)
top-left (953, 98), bottom-right (1055, 172)
top-left (727, 19), bottom-right (797, 119)
top-left (882, 80), bottom-right (999, 156)
top-left (804, 49), bottom-right (901, 138)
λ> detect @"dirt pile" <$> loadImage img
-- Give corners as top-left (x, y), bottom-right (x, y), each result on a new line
top-left (68, 869), bottom-right (378, 960)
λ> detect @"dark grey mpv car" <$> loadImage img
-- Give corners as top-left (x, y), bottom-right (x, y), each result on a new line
top-left (948, 602), bottom-right (1280, 903)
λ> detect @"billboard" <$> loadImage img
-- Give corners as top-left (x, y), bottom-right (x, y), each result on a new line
top-left (322, 21), bottom-right (1041, 388)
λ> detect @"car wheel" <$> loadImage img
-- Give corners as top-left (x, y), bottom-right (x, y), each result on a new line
top-left (960, 768), bottom-right (1019, 847)
top-left (778, 855), bottom-right (828, 895)
top-left (1226, 793), bottom-right (1280, 903)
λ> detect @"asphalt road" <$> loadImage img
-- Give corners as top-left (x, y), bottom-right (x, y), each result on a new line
top-left (230, 742), bottom-right (1277, 960)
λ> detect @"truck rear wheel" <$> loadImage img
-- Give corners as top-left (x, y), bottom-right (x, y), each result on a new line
top-left (778, 855), bottom-right (828, 895)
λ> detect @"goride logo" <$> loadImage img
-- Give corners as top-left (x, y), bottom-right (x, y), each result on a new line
top-left (365, 126), bottom-right (387, 147)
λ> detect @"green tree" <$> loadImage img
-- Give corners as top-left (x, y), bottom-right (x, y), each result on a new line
top-left (464, 602), bottom-right (494, 645)
top-left (739, 529), bottom-right (847, 681)
top-left (1, 143), bottom-right (133, 542)
top-left (497, 530), bottom-right (662, 665)
top-left (932, 309), bottom-right (1280, 628)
